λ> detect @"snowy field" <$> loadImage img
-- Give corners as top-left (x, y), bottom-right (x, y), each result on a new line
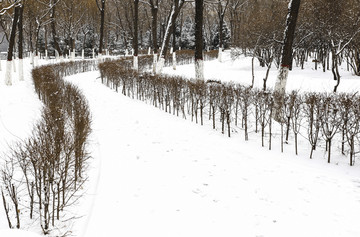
top-left (0, 59), bottom-right (42, 160)
top-left (1, 53), bottom-right (360, 237)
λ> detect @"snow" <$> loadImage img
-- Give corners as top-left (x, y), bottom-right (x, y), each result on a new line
top-left (0, 229), bottom-right (42, 237)
top-left (1, 52), bottom-right (360, 237)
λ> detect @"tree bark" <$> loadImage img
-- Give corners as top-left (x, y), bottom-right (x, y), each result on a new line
top-left (195, 0), bottom-right (204, 80)
top-left (98, 0), bottom-right (106, 55)
top-left (150, 0), bottom-right (159, 54)
top-left (50, 1), bottom-right (62, 57)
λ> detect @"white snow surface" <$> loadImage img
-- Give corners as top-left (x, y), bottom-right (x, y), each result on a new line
top-left (1, 54), bottom-right (360, 237)
top-left (0, 229), bottom-right (42, 237)
top-left (0, 59), bottom-right (42, 159)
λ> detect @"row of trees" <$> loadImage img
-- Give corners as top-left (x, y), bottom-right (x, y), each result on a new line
top-left (1, 60), bottom-right (96, 235)
top-left (99, 55), bottom-right (360, 166)
top-left (1, 0), bottom-right (359, 86)
top-left (0, 0), bottom-right (231, 57)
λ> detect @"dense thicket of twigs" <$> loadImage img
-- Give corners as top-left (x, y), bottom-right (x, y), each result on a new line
top-left (99, 55), bottom-right (360, 167)
top-left (1, 60), bottom-right (96, 235)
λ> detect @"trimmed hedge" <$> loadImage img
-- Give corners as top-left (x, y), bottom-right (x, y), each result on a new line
top-left (99, 54), bottom-right (360, 166)
top-left (1, 60), bottom-right (96, 235)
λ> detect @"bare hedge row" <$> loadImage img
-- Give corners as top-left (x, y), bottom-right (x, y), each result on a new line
top-left (1, 60), bottom-right (96, 235)
top-left (99, 57), bottom-right (360, 166)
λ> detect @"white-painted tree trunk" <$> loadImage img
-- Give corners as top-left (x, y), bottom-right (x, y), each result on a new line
top-left (82, 49), bottom-right (85, 59)
top-left (218, 47), bottom-right (223, 62)
top-left (93, 48), bottom-right (96, 59)
top-left (45, 50), bottom-right (48, 60)
top-left (55, 50), bottom-right (59, 61)
top-left (156, 57), bottom-right (165, 74)
top-left (131, 48), bottom-right (134, 56)
top-left (179, 47), bottom-right (181, 51)
top-left (148, 47), bottom-right (151, 55)
top-left (195, 59), bottom-right (204, 80)
top-left (71, 49), bottom-right (75, 61)
top-left (153, 53), bottom-right (158, 74)
top-left (13, 59), bottom-right (16, 72)
top-left (170, 47), bottom-right (173, 54)
top-left (274, 66), bottom-right (289, 95)
top-left (125, 49), bottom-right (129, 56)
top-left (31, 52), bottom-right (34, 65)
top-left (273, 65), bottom-right (289, 121)
top-left (5, 60), bottom-right (12, 86)
top-left (133, 55), bottom-right (138, 71)
top-left (19, 58), bottom-right (24, 81)
top-left (172, 52), bottom-right (177, 70)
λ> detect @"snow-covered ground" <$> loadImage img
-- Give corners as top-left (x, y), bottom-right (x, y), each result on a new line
top-left (0, 229), bottom-right (42, 237)
top-left (0, 59), bottom-right (42, 161)
top-left (1, 53), bottom-right (360, 237)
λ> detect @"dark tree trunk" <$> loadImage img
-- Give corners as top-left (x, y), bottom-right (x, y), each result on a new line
top-left (7, 6), bottom-right (20, 61)
top-left (17, 4), bottom-right (24, 60)
top-left (280, 0), bottom-right (301, 69)
top-left (150, 1), bottom-right (158, 54)
top-left (195, 0), bottom-right (203, 61)
top-left (219, 17), bottom-right (224, 48)
top-left (133, 0), bottom-right (139, 57)
top-left (50, 1), bottom-right (62, 56)
top-left (98, 0), bottom-right (106, 54)
top-left (172, 20), bottom-right (176, 51)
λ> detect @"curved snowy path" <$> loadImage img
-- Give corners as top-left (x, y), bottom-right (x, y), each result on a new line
top-left (67, 71), bottom-right (360, 237)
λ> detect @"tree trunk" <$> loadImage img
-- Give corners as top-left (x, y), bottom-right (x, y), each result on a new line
top-left (18, 3), bottom-right (24, 81)
top-left (273, 0), bottom-right (301, 121)
top-left (157, 0), bottom-right (185, 73)
top-left (151, 3), bottom-right (158, 54)
top-left (5, 5), bottom-right (20, 86)
top-left (133, 0), bottom-right (139, 70)
top-left (99, 0), bottom-right (106, 55)
top-left (50, 1), bottom-right (62, 57)
top-left (195, 0), bottom-right (204, 80)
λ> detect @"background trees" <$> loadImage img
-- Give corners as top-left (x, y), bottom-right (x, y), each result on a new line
top-left (1, 0), bottom-right (359, 66)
